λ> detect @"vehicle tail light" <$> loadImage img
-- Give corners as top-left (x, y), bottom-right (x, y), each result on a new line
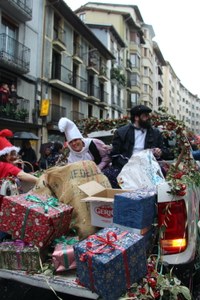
top-left (158, 200), bottom-right (187, 254)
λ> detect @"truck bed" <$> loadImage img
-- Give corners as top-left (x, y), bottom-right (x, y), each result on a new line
top-left (0, 269), bottom-right (99, 299)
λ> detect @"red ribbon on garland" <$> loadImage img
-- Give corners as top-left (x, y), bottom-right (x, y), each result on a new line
top-left (80, 231), bottom-right (131, 290)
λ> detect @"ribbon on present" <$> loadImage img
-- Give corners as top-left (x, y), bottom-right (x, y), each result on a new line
top-left (53, 236), bottom-right (78, 270)
top-left (1, 239), bottom-right (33, 269)
top-left (80, 231), bottom-right (131, 291)
top-left (20, 195), bottom-right (61, 241)
top-left (25, 195), bottom-right (60, 214)
top-left (54, 235), bottom-right (78, 246)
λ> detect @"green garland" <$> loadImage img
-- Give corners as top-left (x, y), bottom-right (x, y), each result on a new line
top-left (76, 111), bottom-right (200, 193)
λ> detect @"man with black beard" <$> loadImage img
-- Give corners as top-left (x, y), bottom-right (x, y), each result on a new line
top-left (103, 105), bottom-right (169, 187)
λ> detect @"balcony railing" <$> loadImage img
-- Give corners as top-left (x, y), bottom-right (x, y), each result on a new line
top-left (52, 25), bottom-right (66, 52)
top-left (48, 104), bottom-right (66, 124)
top-left (88, 84), bottom-right (100, 100)
top-left (111, 95), bottom-right (121, 107)
top-left (111, 67), bottom-right (126, 87)
top-left (73, 42), bottom-right (84, 60)
top-left (99, 90), bottom-right (108, 105)
top-left (51, 65), bottom-right (87, 94)
top-left (1, 0), bottom-right (32, 22)
top-left (99, 63), bottom-right (108, 82)
top-left (126, 59), bottom-right (132, 71)
top-left (87, 52), bottom-right (100, 73)
top-left (0, 34), bottom-right (30, 73)
top-left (70, 111), bottom-right (84, 121)
top-left (0, 98), bottom-right (30, 122)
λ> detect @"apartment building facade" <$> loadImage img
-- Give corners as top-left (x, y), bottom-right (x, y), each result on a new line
top-left (76, 2), bottom-right (200, 134)
top-left (86, 23), bottom-right (127, 119)
top-left (0, 0), bottom-right (115, 145)
top-left (163, 62), bottom-right (200, 133)
top-left (75, 3), bottom-right (146, 114)
top-left (1, 0), bottom-right (199, 145)
top-left (40, 0), bottom-right (115, 142)
top-left (0, 0), bottom-right (43, 150)
top-left (152, 41), bottom-right (166, 111)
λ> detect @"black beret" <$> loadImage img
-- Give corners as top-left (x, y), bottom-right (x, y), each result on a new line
top-left (130, 105), bottom-right (152, 116)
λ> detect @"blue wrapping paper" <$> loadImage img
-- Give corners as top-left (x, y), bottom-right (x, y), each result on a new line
top-left (74, 227), bottom-right (147, 300)
top-left (113, 189), bottom-right (157, 229)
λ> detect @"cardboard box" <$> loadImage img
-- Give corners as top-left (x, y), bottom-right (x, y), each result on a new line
top-left (79, 181), bottom-right (130, 228)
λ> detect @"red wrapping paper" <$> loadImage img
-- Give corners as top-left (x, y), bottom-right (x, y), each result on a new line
top-left (0, 193), bottom-right (73, 248)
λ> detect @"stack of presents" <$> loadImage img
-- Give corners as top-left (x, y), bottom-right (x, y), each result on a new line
top-left (0, 180), bottom-right (157, 300)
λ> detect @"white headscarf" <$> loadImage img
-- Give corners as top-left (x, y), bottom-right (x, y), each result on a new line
top-left (68, 138), bottom-right (93, 163)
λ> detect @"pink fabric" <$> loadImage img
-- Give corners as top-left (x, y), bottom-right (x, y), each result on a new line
top-left (92, 138), bottom-right (111, 170)
top-left (52, 243), bottom-right (76, 272)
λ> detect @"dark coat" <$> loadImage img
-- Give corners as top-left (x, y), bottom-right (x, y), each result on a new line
top-left (111, 123), bottom-right (169, 169)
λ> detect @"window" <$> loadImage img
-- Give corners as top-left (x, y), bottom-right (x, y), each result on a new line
top-left (112, 109), bottom-right (115, 119)
top-left (126, 27), bottom-right (129, 40)
top-left (100, 109), bottom-right (103, 119)
top-left (144, 84), bottom-right (148, 93)
top-left (131, 93), bottom-right (139, 106)
top-left (143, 29), bottom-right (147, 38)
top-left (143, 48), bottom-right (147, 57)
top-left (130, 54), bottom-right (140, 69)
top-left (144, 67), bottom-right (148, 76)
top-left (88, 104), bottom-right (93, 118)
top-left (52, 50), bottom-right (61, 79)
top-left (1, 17), bottom-right (18, 58)
top-left (79, 13), bottom-right (85, 21)
top-left (130, 73), bottom-right (140, 87)
top-left (130, 31), bottom-right (140, 44)
top-left (117, 88), bottom-right (121, 106)
top-left (2, 17), bottom-right (17, 39)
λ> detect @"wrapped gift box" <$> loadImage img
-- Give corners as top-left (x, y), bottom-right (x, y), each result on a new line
top-left (0, 240), bottom-right (41, 271)
top-left (0, 193), bottom-right (73, 248)
top-left (52, 236), bottom-right (79, 272)
top-left (74, 227), bottom-right (147, 300)
top-left (113, 189), bottom-right (157, 229)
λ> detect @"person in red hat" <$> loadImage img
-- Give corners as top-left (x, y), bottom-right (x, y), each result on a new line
top-left (0, 129), bottom-right (38, 184)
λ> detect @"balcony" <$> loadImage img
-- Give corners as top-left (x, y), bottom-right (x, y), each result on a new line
top-left (87, 53), bottom-right (99, 75)
top-left (49, 65), bottom-right (87, 98)
top-left (70, 110), bottom-right (84, 121)
top-left (110, 67), bottom-right (126, 87)
top-left (73, 42), bottom-right (84, 64)
top-left (0, 34), bottom-right (30, 74)
top-left (52, 25), bottom-right (66, 52)
top-left (86, 84), bottom-right (100, 103)
top-left (126, 59), bottom-right (133, 72)
top-left (47, 104), bottom-right (66, 125)
top-left (0, 98), bottom-right (30, 122)
top-left (98, 64), bottom-right (108, 83)
top-left (0, 0), bottom-right (32, 22)
top-left (99, 91), bottom-right (109, 107)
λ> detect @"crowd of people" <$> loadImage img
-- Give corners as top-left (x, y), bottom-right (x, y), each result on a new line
top-left (0, 83), bottom-right (22, 107)
top-left (1, 104), bottom-right (199, 193)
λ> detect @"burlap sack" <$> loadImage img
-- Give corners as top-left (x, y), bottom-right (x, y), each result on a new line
top-left (32, 161), bottom-right (111, 239)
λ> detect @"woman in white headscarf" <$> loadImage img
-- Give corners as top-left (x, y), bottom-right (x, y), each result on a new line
top-left (58, 118), bottom-right (111, 171)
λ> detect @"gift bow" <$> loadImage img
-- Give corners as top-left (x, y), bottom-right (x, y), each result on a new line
top-left (81, 231), bottom-right (119, 259)
top-left (25, 195), bottom-right (59, 213)
top-left (1, 239), bottom-right (31, 247)
top-left (80, 230), bottom-right (131, 290)
top-left (54, 236), bottom-right (78, 246)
